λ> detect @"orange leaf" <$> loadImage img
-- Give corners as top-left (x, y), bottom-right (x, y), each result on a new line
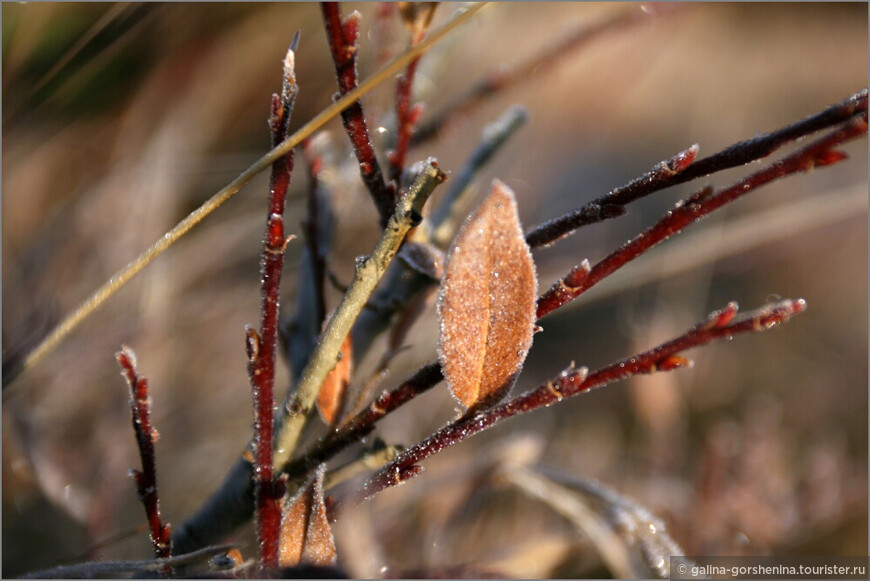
top-left (278, 467), bottom-right (337, 568)
top-left (437, 180), bottom-right (537, 411)
top-left (317, 318), bottom-right (353, 426)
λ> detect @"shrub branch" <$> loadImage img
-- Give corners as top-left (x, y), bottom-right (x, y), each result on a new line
top-left (274, 161), bottom-right (447, 471)
top-left (246, 39), bottom-right (299, 570)
top-left (536, 114), bottom-right (868, 317)
top-left (350, 298), bottom-right (807, 505)
top-left (116, 347), bottom-right (173, 574)
top-left (525, 88), bottom-right (868, 248)
top-left (322, 2), bottom-right (395, 229)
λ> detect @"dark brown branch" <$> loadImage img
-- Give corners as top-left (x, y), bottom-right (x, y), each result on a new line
top-left (387, 5), bottom-right (436, 187)
top-left (351, 298), bottom-right (807, 506)
top-left (248, 40), bottom-right (299, 570)
top-left (526, 88), bottom-right (868, 248)
top-left (301, 137), bottom-right (329, 333)
top-left (116, 347), bottom-right (173, 575)
top-left (387, 55), bottom-right (423, 188)
top-left (322, 2), bottom-right (395, 229)
top-left (413, 4), bottom-right (661, 145)
top-left (536, 114), bottom-right (868, 318)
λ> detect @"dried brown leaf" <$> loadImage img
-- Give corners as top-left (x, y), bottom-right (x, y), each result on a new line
top-left (278, 467), bottom-right (337, 568)
top-left (316, 316), bottom-right (353, 426)
top-left (437, 180), bottom-right (537, 411)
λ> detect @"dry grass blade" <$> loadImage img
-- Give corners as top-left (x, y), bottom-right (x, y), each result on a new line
top-left (438, 180), bottom-right (537, 411)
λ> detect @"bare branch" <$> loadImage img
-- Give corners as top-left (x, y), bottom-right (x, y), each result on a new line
top-left (246, 40), bottom-right (299, 569)
top-left (116, 347), bottom-right (172, 573)
top-left (274, 161), bottom-right (447, 471)
top-left (322, 2), bottom-right (395, 228)
top-left (351, 299), bottom-right (807, 505)
top-left (526, 89), bottom-right (868, 248)
top-left (430, 105), bottom-right (529, 244)
top-left (536, 114), bottom-right (867, 317)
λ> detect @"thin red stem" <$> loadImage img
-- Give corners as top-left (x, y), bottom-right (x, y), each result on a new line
top-left (116, 347), bottom-right (173, 575)
top-left (388, 54), bottom-right (423, 187)
top-left (352, 299), bottom-right (807, 506)
top-left (321, 2), bottom-right (395, 229)
top-left (248, 46), bottom-right (299, 570)
top-left (526, 89), bottom-right (868, 248)
top-left (536, 115), bottom-right (867, 319)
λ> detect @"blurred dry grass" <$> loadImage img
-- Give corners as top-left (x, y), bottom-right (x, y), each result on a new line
top-left (2, 2), bottom-right (867, 577)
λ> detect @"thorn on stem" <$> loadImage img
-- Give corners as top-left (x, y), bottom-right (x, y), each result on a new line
top-left (813, 149), bottom-right (848, 167)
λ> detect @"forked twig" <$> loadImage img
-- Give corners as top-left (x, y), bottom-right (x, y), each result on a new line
top-left (274, 161), bottom-right (446, 472)
top-left (116, 347), bottom-right (172, 574)
top-left (536, 114), bottom-right (868, 318)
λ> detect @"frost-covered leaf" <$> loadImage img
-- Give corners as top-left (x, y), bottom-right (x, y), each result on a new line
top-left (278, 467), bottom-right (337, 568)
top-left (437, 180), bottom-right (537, 411)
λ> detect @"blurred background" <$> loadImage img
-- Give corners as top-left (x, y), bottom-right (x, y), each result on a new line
top-left (3, 2), bottom-right (867, 577)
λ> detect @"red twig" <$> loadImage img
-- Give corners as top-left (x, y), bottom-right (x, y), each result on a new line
top-left (387, 2), bottom-right (436, 189)
top-left (248, 39), bottom-right (299, 570)
top-left (536, 114), bottom-right (868, 319)
top-left (116, 347), bottom-right (172, 575)
top-left (525, 89), bottom-right (868, 248)
top-left (352, 298), bottom-right (807, 506)
top-left (387, 55), bottom-right (424, 188)
top-left (321, 2), bottom-right (395, 229)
